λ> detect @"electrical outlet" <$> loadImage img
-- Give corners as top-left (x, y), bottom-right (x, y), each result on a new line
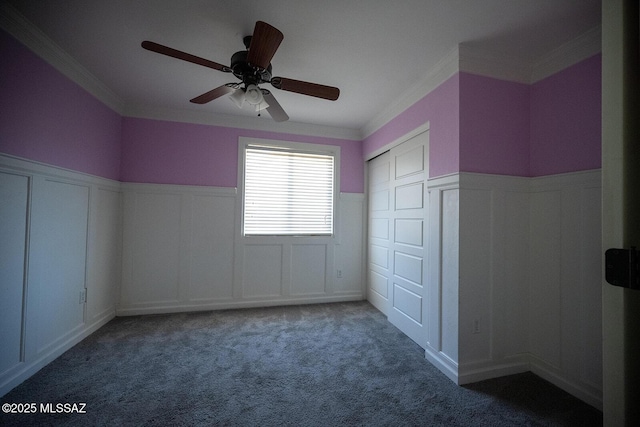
top-left (79, 289), bottom-right (86, 304)
top-left (337, 269), bottom-right (343, 278)
top-left (473, 319), bottom-right (480, 334)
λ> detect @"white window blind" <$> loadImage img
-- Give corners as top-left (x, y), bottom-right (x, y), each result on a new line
top-left (243, 145), bottom-right (335, 236)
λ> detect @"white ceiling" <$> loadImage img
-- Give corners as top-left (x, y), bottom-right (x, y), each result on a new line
top-left (2, 0), bottom-right (600, 135)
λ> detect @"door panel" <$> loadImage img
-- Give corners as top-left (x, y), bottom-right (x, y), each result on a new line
top-left (394, 251), bottom-right (423, 285)
top-left (370, 270), bottom-right (389, 298)
top-left (395, 145), bottom-right (424, 178)
top-left (370, 218), bottom-right (389, 239)
top-left (369, 244), bottom-right (389, 269)
top-left (395, 183), bottom-right (424, 210)
top-left (367, 130), bottom-right (429, 348)
top-left (393, 284), bottom-right (422, 323)
top-left (395, 219), bottom-right (423, 246)
top-left (367, 152), bottom-right (391, 313)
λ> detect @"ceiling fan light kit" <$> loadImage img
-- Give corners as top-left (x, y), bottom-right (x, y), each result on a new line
top-left (229, 87), bottom-right (246, 108)
top-left (244, 84), bottom-right (268, 109)
top-left (141, 21), bottom-right (340, 122)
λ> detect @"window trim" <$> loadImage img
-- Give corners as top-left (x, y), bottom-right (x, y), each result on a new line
top-left (238, 137), bottom-right (340, 239)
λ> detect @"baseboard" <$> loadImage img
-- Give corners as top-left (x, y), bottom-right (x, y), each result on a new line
top-left (529, 357), bottom-right (603, 411)
top-left (0, 312), bottom-right (115, 397)
top-left (88, 307), bottom-right (117, 331)
top-left (428, 352), bottom-right (603, 411)
top-left (424, 346), bottom-right (459, 384)
top-left (116, 294), bottom-right (365, 316)
top-left (457, 356), bottom-right (530, 385)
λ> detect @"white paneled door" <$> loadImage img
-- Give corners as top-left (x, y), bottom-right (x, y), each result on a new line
top-left (367, 131), bottom-right (429, 348)
top-left (367, 151), bottom-right (391, 314)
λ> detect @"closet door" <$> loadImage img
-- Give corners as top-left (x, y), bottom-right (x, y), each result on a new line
top-left (367, 130), bottom-right (429, 348)
top-left (367, 152), bottom-right (391, 314)
top-left (388, 131), bottom-right (428, 348)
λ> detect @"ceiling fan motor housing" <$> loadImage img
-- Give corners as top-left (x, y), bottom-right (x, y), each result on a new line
top-left (230, 50), bottom-right (272, 86)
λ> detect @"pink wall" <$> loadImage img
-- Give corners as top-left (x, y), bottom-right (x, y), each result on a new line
top-left (0, 30), bottom-right (362, 192)
top-left (362, 55), bottom-right (600, 179)
top-left (459, 73), bottom-right (530, 176)
top-left (0, 30), bottom-right (122, 180)
top-left (530, 54), bottom-right (602, 176)
top-left (120, 118), bottom-right (364, 193)
top-left (2, 26), bottom-right (600, 188)
top-left (362, 74), bottom-right (460, 178)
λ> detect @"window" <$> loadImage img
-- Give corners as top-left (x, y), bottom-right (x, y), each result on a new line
top-left (241, 140), bottom-right (338, 236)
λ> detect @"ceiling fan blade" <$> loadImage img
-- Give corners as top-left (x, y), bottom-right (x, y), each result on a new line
top-left (247, 21), bottom-right (283, 70)
top-left (142, 41), bottom-right (230, 72)
top-left (261, 89), bottom-right (289, 122)
top-left (271, 77), bottom-right (340, 101)
top-left (190, 84), bottom-right (236, 104)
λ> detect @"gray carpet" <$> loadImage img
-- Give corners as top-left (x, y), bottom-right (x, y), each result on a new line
top-left (1, 301), bottom-right (601, 426)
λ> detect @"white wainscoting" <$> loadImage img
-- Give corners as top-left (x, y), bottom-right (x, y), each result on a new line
top-left (0, 154), bottom-right (363, 395)
top-left (423, 170), bottom-right (602, 409)
top-left (118, 184), bottom-right (365, 315)
top-left (0, 155), bottom-right (121, 397)
top-left (527, 171), bottom-right (603, 409)
top-left (454, 172), bottom-right (533, 384)
top-left (430, 171), bottom-right (602, 407)
top-left (423, 174), bottom-right (461, 383)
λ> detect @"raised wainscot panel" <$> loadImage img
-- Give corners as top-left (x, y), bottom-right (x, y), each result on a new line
top-left (500, 190), bottom-right (531, 357)
top-left (124, 192), bottom-right (182, 304)
top-left (529, 190), bottom-right (562, 369)
top-left (579, 186), bottom-right (603, 390)
top-left (243, 244), bottom-right (283, 298)
top-left (441, 188), bottom-right (460, 363)
top-left (87, 187), bottom-right (122, 324)
top-left (0, 172), bottom-right (29, 377)
top-left (335, 193), bottom-right (365, 295)
top-left (189, 194), bottom-right (235, 301)
top-left (291, 244), bottom-right (327, 295)
top-left (458, 188), bottom-right (492, 363)
top-left (29, 178), bottom-right (89, 355)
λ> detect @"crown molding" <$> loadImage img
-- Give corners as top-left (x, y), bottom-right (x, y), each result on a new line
top-left (3, 0), bottom-right (600, 143)
top-left (1, 3), bottom-right (359, 141)
top-left (360, 24), bottom-right (602, 139)
top-left (531, 25), bottom-right (601, 83)
top-left (458, 44), bottom-right (533, 84)
top-left (0, 2), bottom-right (125, 114)
top-left (123, 104), bottom-right (362, 141)
top-left (360, 46), bottom-right (459, 139)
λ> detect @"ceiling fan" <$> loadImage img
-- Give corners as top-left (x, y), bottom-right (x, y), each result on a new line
top-left (141, 21), bottom-right (340, 122)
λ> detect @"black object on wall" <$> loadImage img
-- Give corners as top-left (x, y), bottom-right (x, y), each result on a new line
top-left (605, 247), bottom-right (639, 289)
